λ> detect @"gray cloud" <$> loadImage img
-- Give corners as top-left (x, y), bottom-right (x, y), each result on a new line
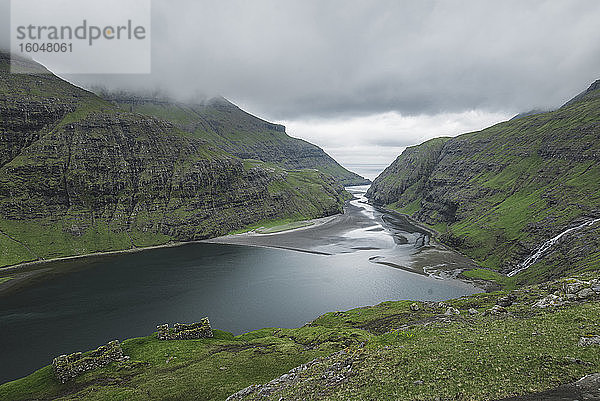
top-left (59, 0), bottom-right (600, 120)
top-left (0, 0), bottom-right (8, 51)
top-left (2, 0), bottom-right (599, 175)
top-left (4, 0), bottom-right (599, 118)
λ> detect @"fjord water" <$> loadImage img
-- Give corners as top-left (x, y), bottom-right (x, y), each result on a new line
top-left (0, 187), bottom-right (480, 383)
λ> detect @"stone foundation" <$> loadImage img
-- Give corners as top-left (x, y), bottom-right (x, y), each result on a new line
top-left (157, 317), bottom-right (213, 340)
top-left (52, 340), bottom-right (126, 383)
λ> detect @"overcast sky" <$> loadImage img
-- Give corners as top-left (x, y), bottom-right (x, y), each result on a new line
top-left (2, 0), bottom-right (600, 178)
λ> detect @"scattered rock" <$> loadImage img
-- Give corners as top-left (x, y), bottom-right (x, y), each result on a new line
top-left (444, 307), bottom-right (460, 316)
top-left (413, 380), bottom-right (424, 385)
top-left (468, 308), bottom-right (479, 315)
top-left (496, 373), bottom-right (600, 401)
top-left (486, 305), bottom-right (507, 315)
top-left (532, 294), bottom-right (566, 308)
top-left (576, 288), bottom-right (596, 300)
top-left (564, 280), bottom-right (585, 294)
top-left (410, 303), bottom-right (420, 311)
top-left (578, 336), bottom-right (600, 347)
top-left (565, 356), bottom-right (591, 365)
top-left (226, 350), bottom-right (352, 400)
top-left (497, 294), bottom-right (516, 307)
top-left (227, 384), bottom-right (261, 400)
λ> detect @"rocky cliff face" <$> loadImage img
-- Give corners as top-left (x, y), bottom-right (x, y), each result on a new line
top-left (0, 53), bottom-right (347, 267)
top-left (367, 80), bottom-right (600, 283)
top-left (100, 93), bottom-right (369, 186)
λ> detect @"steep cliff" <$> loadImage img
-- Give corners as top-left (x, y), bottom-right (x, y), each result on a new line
top-left (367, 80), bottom-right (600, 284)
top-left (0, 53), bottom-right (348, 267)
top-left (100, 93), bottom-right (369, 186)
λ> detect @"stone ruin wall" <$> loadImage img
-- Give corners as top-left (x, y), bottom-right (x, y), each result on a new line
top-left (52, 340), bottom-right (128, 383)
top-left (157, 317), bottom-right (213, 340)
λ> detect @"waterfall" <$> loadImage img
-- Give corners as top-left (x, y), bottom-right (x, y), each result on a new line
top-left (507, 218), bottom-right (600, 277)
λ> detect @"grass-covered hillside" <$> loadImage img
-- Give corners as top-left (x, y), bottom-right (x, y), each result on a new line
top-left (2, 273), bottom-right (600, 400)
top-left (366, 80), bottom-right (600, 286)
top-left (100, 92), bottom-right (369, 186)
top-left (0, 53), bottom-right (349, 267)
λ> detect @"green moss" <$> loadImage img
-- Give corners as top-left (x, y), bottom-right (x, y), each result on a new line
top-left (389, 199), bottom-right (422, 216)
top-left (0, 217), bottom-right (174, 267)
top-left (0, 233), bottom-right (37, 266)
top-left (0, 323), bottom-right (364, 401)
top-left (461, 268), bottom-right (517, 289)
top-left (228, 216), bottom-right (311, 235)
top-left (314, 303), bottom-right (600, 401)
top-left (58, 99), bottom-right (116, 127)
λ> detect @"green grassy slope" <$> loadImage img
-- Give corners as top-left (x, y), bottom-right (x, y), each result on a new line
top-left (2, 273), bottom-right (600, 400)
top-left (101, 93), bottom-right (369, 186)
top-left (367, 80), bottom-right (600, 285)
top-left (0, 53), bottom-right (348, 267)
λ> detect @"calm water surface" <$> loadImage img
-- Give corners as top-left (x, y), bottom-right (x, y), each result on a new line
top-left (0, 187), bottom-right (480, 383)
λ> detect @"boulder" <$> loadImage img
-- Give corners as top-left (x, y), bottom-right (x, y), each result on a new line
top-left (576, 288), bottom-right (596, 300)
top-left (564, 280), bottom-right (585, 294)
top-left (444, 307), bottom-right (460, 316)
top-left (496, 294), bottom-right (516, 307)
top-left (533, 294), bottom-right (567, 308)
top-left (486, 305), bottom-right (507, 315)
top-left (578, 336), bottom-right (600, 347)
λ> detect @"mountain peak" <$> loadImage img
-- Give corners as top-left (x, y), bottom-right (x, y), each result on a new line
top-left (562, 78), bottom-right (600, 108)
top-left (0, 51), bottom-right (51, 74)
top-left (585, 79), bottom-right (600, 93)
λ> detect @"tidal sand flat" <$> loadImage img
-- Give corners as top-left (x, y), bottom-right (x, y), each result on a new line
top-left (207, 185), bottom-right (480, 278)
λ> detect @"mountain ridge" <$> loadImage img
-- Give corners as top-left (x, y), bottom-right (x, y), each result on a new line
top-left (0, 51), bottom-right (350, 268)
top-left (97, 90), bottom-right (369, 186)
top-left (366, 79), bottom-right (600, 285)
